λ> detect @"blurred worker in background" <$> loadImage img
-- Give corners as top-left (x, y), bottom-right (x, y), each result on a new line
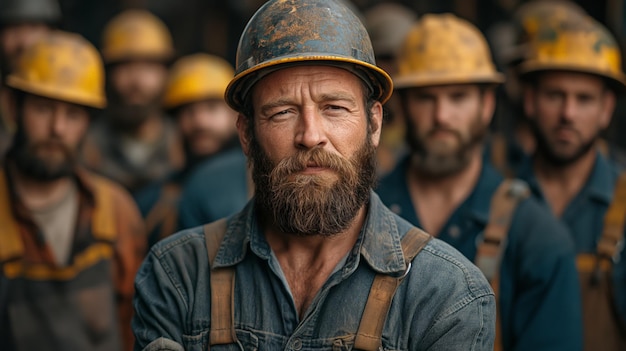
top-left (517, 16), bottom-right (626, 350)
top-left (82, 9), bottom-right (183, 193)
top-left (376, 13), bottom-right (582, 350)
top-left (0, 0), bottom-right (61, 159)
top-left (486, 0), bottom-right (590, 177)
top-left (134, 53), bottom-right (239, 246)
top-left (0, 30), bottom-right (145, 351)
top-left (364, 2), bottom-right (416, 175)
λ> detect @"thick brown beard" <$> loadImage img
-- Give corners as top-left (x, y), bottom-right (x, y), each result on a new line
top-left (406, 110), bottom-right (486, 177)
top-left (249, 132), bottom-right (377, 237)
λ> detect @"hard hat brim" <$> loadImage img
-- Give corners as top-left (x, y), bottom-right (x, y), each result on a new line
top-left (6, 75), bottom-right (107, 109)
top-left (393, 72), bottom-right (505, 90)
top-left (225, 55), bottom-right (393, 112)
top-left (519, 63), bottom-right (626, 93)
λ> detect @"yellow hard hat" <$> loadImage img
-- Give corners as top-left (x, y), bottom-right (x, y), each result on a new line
top-left (6, 30), bottom-right (106, 108)
top-left (101, 9), bottom-right (174, 64)
top-left (394, 13), bottom-right (504, 89)
top-left (502, 0), bottom-right (588, 65)
top-left (519, 18), bottom-right (626, 90)
top-left (163, 53), bottom-right (235, 110)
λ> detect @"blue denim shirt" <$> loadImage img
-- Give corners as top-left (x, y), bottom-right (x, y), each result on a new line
top-left (517, 152), bottom-right (626, 326)
top-left (133, 192), bottom-right (495, 351)
top-left (376, 157), bottom-right (583, 351)
top-left (176, 148), bottom-right (249, 230)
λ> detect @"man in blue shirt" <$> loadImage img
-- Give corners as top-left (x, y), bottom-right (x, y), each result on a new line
top-left (516, 17), bottom-right (626, 350)
top-left (377, 14), bottom-right (581, 351)
top-left (133, 53), bottom-right (239, 246)
top-left (175, 147), bottom-right (250, 229)
top-left (132, 1), bottom-right (496, 350)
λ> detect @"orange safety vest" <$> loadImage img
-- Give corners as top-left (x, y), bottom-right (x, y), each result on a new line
top-left (0, 169), bottom-right (123, 351)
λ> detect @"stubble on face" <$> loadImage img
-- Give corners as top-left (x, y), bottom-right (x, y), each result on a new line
top-left (530, 115), bottom-right (598, 166)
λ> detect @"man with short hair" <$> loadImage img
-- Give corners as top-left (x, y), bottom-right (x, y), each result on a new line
top-left (517, 17), bottom-right (626, 351)
top-left (376, 14), bottom-right (582, 351)
top-left (0, 30), bottom-right (145, 351)
top-left (132, 1), bottom-right (496, 350)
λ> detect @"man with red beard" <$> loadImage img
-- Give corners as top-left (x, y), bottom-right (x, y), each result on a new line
top-left (0, 31), bottom-right (145, 351)
top-left (82, 9), bottom-right (183, 193)
top-left (516, 18), bottom-right (626, 350)
top-left (376, 14), bottom-right (581, 350)
top-left (132, 1), bottom-right (495, 350)
top-left (134, 53), bottom-right (240, 246)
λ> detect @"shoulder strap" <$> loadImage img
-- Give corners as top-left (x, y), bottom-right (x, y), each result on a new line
top-left (475, 179), bottom-right (529, 282)
top-left (597, 171), bottom-right (626, 264)
top-left (354, 227), bottom-right (432, 351)
top-left (204, 218), bottom-right (238, 349)
top-left (475, 178), bottom-right (529, 351)
top-left (0, 170), bottom-right (24, 261)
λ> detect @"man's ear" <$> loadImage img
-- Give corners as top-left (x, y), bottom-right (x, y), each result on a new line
top-left (480, 88), bottom-right (496, 126)
top-left (237, 113), bottom-right (251, 156)
top-left (523, 86), bottom-right (536, 120)
top-left (599, 89), bottom-right (616, 130)
top-left (369, 101), bottom-right (383, 148)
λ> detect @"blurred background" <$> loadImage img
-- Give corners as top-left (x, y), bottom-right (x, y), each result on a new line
top-left (55, 0), bottom-right (626, 150)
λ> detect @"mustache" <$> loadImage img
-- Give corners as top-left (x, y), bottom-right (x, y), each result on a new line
top-left (271, 148), bottom-right (351, 177)
top-left (426, 126), bottom-right (461, 138)
top-left (32, 140), bottom-right (72, 153)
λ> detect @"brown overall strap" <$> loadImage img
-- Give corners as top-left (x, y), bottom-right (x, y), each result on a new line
top-left (475, 178), bottom-right (529, 351)
top-left (353, 227), bottom-right (432, 351)
top-left (204, 218), bottom-right (237, 349)
top-left (593, 171), bottom-right (626, 281)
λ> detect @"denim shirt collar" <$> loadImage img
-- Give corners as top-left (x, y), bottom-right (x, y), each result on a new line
top-left (211, 191), bottom-right (408, 275)
top-left (517, 152), bottom-right (615, 205)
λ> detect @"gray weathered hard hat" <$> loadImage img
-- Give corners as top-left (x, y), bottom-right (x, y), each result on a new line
top-left (224, 0), bottom-right (393, 112)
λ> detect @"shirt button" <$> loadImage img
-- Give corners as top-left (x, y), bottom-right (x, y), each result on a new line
top-left (291, 338), bottom-right (302, 351)
top-left (389, 204), bottom-right (402, 214)
top-left (448, 225), bottom-right (461, 239)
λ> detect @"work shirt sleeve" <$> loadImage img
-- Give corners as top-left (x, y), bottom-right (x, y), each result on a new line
top-left (419, 294), bottom-right (495, 350)
top-left (133, 248), bottom-right (189, 351)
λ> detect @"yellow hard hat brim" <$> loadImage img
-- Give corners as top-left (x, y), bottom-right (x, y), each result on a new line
top-left (393, 72), bottom-right (505, 89)
top-left (7, 76), bottom-right (107, 109)
top-left (519, 63), bottom-right (626, 92)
